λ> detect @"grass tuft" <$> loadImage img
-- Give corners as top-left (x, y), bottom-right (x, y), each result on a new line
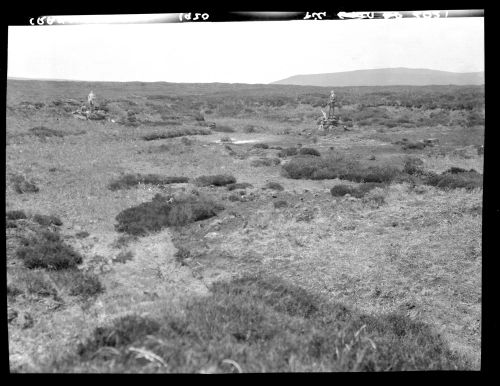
top-left (108, 174), bottom-right (189, 191)
top-left (55, 274), bottom-right (466, 372)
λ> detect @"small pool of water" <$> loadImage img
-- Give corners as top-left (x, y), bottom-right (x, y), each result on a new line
top-left (214, 139), bottom-right (261, 144)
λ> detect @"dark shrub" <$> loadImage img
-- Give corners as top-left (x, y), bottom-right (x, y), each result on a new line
top-left (424, 171), bottom-right (482, 190)
top-left (243, 125), bottom-right (257, 133)
top-left (227, 182), bottom-right (253, 191)
top-left (33, 214), bottom-right (63, 226)
top-left (273, 200), bottom-right (288, 209)
top-left (283, 155), bottom-right (399, 183)
top-left (403, 156), bottom-right (425, 175)
top-left (444, 167), bottom-right (469, 174)
top-left (228, 194), bottom-right (243, 202)
top-left (115, 194), bottom-right (223, 236)
top-left (263, 182), bottom-right (284, 191)
top-left (6, 210), bottom-right (27, 220)
top-left (6, 220), bottom-right (18, 229)
top-left (113, 250), bottom-right (134, 264)
top-left (75, 231), bottom-right (90, 239)
top-left (195, 174), bottom-right (236, 187)
top-left (250, 158), bottom-right (281, 167)
top-left (16, 230), bottom-right (83, 270)
top-left (211, 125), bottom-right (235, 133)
top-left (22, 270), bottom-right (58, 298)
top-left (253, 143), bottom-right (269, 149)
top-left (142, 127), bottom-right (211, 141)
top-left (7, 284), bottom-right (23, 298)
top-left (69, 271), bottom-right (104, 298)
top-left (278, 147), bottom-right (298, 157)
top-left (342, 166), bottom-right (399, 183)
top-left (299, 148), bottom-right (321, 157)
top-left (77, 315), bottom-right (161, 359)
top-left (330, 185), bottom-right (356, 197)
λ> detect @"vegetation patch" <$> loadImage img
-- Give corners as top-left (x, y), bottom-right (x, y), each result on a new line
top-left (243, 125), bottom-right (257, 133)
top-left (227, 182), bottom-right (253, 191)
top-left (194, 174), bottom-right (236, 187)
top-left (56, 275), bottom-right (465, 372)
top-left (263, 182), bottom-right (284, 191)
top-left (401, 141), bottom-right (428, 150)
top-left (250, 158), bottom-right (281, 167)
top-left (423, 170), bottom-right (483, 191)
top-left (330, 184), bottom-right (357, 197)
top-left (32, 214), bottom-right (63, 226)
top-left (16, 230), bottom-right (83, 270)
top-left (113, 250), bottom-right (134, 264)
top-left (142, 127), bottom-right (211, 141)
top-left (283, 155), bottom-right (400, 183)
top-left (278, 147), bottom-right (298, 157)
top-left (75, 231), bottom-right (90, 239)
top-left (298, 148), bottom-right (321, 157)
top-left (68, 271), bottom-right (104, 298)
top-left (6, 210), bottom-right (28, 220)
top-left (211, 125), bottom-right (235, 133)
top-left (403, 156), bottom-right (425, 175)
top-left (362, 188), bottom-right (387, 207)
top-left (273, 200), bottom-right (288, 209)
top-left (10, 174), bottom-right (39, 194)
top-left (30, 126), bottom-right (65, 138)
top-left (115, 193), bottom-right (223, 236)
top-left (108, 174), bottom-right (189, 191)
top-left (19, 270), bottom-right (58, 298)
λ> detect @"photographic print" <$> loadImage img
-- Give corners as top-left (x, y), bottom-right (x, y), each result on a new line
top-left (6, 10), bottom-right (484, 372)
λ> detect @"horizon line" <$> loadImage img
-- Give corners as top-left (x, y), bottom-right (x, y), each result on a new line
top-left (7, 66), bottom-right (485, 85)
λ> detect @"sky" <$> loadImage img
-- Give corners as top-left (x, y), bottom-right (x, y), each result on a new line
top-left (7, 16), bottom-right (484, 84)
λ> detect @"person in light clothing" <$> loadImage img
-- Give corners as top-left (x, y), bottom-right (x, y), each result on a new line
top-left (87, 90), bottom-right (96, 112)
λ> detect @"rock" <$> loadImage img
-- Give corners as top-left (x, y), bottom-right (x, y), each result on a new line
top-left (204, 232), bottom-right (219, 239)
top-left (209, 219), bottom-right (223, 227)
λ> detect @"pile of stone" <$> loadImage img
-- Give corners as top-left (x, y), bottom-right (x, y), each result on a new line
top-left (72, 105), bottom-right (108, 121)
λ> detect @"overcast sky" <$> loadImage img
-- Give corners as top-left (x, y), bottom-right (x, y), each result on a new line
top-left (8, 17), bottom-right (484, 84)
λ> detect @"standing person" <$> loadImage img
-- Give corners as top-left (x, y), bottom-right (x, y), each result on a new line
top-left (328, 90), bottom-right (336, 118)
top-left (87, 90), bottom-right (96, 113)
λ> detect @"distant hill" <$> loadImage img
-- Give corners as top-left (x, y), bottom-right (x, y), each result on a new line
top-left (271, 68), bottom-right (484, 87)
